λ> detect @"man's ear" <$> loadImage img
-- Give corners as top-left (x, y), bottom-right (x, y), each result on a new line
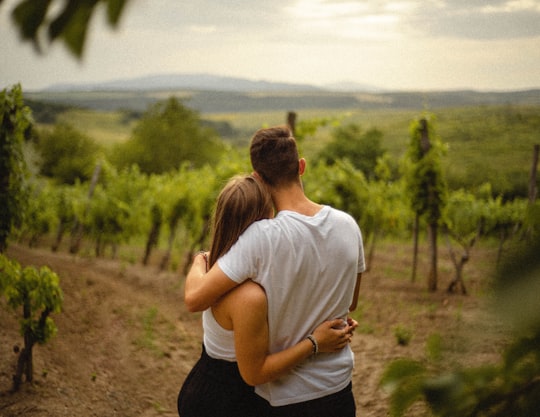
top-left (299, 158), bottom-right (306, 176)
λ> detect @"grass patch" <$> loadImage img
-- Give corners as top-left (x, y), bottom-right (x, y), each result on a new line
top-left (55, 108), bottom-right (135, 145)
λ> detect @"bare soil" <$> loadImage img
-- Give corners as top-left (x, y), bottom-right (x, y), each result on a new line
top-left (1, 243), bottom-right (508, 417)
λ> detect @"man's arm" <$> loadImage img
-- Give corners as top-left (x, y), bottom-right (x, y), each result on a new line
top-left (349, 272), bottom-right (362, 312)
top-left (184, 253), bottom-right (239, 312)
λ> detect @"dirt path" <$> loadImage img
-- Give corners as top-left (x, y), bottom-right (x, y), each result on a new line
top-left (0, 244), bottom-right (507, 416)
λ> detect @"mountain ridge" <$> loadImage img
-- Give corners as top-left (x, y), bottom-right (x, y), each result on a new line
top-left (32, 73), bottom-right (540, 113)
top-left (43, 73), bottom-right (328, 93)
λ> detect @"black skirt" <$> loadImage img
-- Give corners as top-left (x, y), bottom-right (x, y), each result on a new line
top-left (177, 345), bottom-right (267, 417)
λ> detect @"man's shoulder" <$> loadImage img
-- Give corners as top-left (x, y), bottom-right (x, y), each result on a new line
top-left (325, 205), bottom-right (358, 223)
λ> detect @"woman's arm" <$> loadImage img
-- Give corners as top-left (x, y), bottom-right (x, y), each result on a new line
top-left (228, 281), bottom-right (352, 386)
top-left (184, 253), bottom-right (239, 312)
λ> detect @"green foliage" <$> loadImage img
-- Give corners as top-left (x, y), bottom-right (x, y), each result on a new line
top-left (380, 359), bottom-right (427, 416)
top-left (112, 97), bottom-right (225, 175)
top-left (480, 193), bottom-right (527, 242)
top-left (36, 122), bottom-right (102, 184)
top-left (18, 180), bottom-right (59, 246)
top-left (7, 0), bottom-right (130, 57)
top-left (53, 184), bottom-right (79, 226)
top-left (365, 176), bottom-right (412, 239)
top-left (425, 333), bottom-right (443, 362)
top-left (306, 159), bottom-right (369, 221)
top-left (0, 254), bottom-right (63, 341)
top-left (394, 325), bottom-right (413, 346)
top-left (294, 115), bottom-right (344, 144)
top-left (317, 123), bottom-right (386, 180)
top-left (444, 189), bottom-right (483, 240)
top-left (0, 84), bottom-right (32, 252)
top-left (87, 162), bottom-right (150, 253)
top-left (380, 234), bottom-right (540, 417)
top-left (437, 106), bottom-right (540, 199)
top-left (422, 334), bottom-right (540, 417)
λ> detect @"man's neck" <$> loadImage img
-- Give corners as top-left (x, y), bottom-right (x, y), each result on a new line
top-left (271, 185), bottom-right (323, 217)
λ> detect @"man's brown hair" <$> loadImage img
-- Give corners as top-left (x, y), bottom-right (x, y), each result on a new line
top-left (250, 125), bottom-right (300, 187)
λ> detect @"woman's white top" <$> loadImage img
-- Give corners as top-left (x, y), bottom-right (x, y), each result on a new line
top-left (202, 308), bottom-right (236, 362)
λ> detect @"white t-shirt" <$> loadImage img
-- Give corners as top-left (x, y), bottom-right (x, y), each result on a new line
top-left (218, 205), bottom-right (365, 406)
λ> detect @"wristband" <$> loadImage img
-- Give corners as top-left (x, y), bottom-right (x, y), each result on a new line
top-left (306, 335), bottom-right (318, 355)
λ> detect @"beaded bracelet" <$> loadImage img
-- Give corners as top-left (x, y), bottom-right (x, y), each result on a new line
top-left (306, 335), bottom-right (318, 355)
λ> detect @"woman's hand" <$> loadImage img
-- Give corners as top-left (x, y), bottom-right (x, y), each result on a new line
top-left (347, 317), bottom-right (359, 332)
top-left (312, 319), bottom-right (354, 353)
top-left (193, 250), bottom-right (209, 272)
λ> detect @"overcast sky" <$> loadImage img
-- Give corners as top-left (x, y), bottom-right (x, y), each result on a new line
top-left (1, 0), bottom-right (540, 91)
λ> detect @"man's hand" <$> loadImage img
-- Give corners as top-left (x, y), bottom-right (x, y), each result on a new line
top-left (312, 319), bottom-right (353, 353)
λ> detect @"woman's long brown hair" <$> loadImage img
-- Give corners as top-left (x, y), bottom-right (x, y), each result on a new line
top-left (208, 175), bottom-right (273, 268)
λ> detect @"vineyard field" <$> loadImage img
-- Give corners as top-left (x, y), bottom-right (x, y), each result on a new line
top-left (0, 240), bottom-right (508, 417)
top-left (29, 97), bottom-right (540, 198)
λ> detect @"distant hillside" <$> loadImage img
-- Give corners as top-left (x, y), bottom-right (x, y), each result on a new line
top-left (43, 73), bottom-right (322, 93)
top-left (32, 73), bottom-right (538, 112)
top-left (27, 88), bottom-right (540, 114)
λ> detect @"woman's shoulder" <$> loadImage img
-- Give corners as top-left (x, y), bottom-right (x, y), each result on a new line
top-left (214, 280), bottom-right (266, 328)
top-left (226, 280), bottom-right (266, 308)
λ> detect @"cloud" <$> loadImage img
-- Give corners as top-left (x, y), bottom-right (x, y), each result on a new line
top-left (1, 0), bottom-right (538, 90)
top-left (6, 0), bottom-right (537, 50)
top-left (282, 0), bottom-right (540, 41)
top-left (408, 0), bottom-right (540, 39)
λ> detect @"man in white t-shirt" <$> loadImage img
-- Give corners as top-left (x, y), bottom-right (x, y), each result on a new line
top-left (185, 125), bottom-right (365, 417)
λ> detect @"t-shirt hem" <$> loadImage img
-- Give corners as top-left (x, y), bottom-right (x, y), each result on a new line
top-left (256, 378), bottom-right (352, 407)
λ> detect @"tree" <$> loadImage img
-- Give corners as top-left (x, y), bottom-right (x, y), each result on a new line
top-left (3, 0), bottom-right (130, 58)
top-left (0, 84), bottom-right (32, 253)
top-left (111, 97), bottom-right (225, 175)
top-left (404, 117), bottom-right (447, 291)
top-left (0, 254), bottom-right (63, 391)
top-left (318, 123), bottom-right (385, 180)
top-left (36, 122), bottom-right (101, 184)
top-left (442, 189), bottom-right (484, 294)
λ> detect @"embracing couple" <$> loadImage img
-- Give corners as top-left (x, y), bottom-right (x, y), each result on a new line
top-left (177, 125), bottom-right (365, 417)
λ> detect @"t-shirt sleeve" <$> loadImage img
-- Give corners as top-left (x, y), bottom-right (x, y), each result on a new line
top-left (216, 225), bottom-right (260, 284)
top-left (217, 255), bottom-right (247, 283)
